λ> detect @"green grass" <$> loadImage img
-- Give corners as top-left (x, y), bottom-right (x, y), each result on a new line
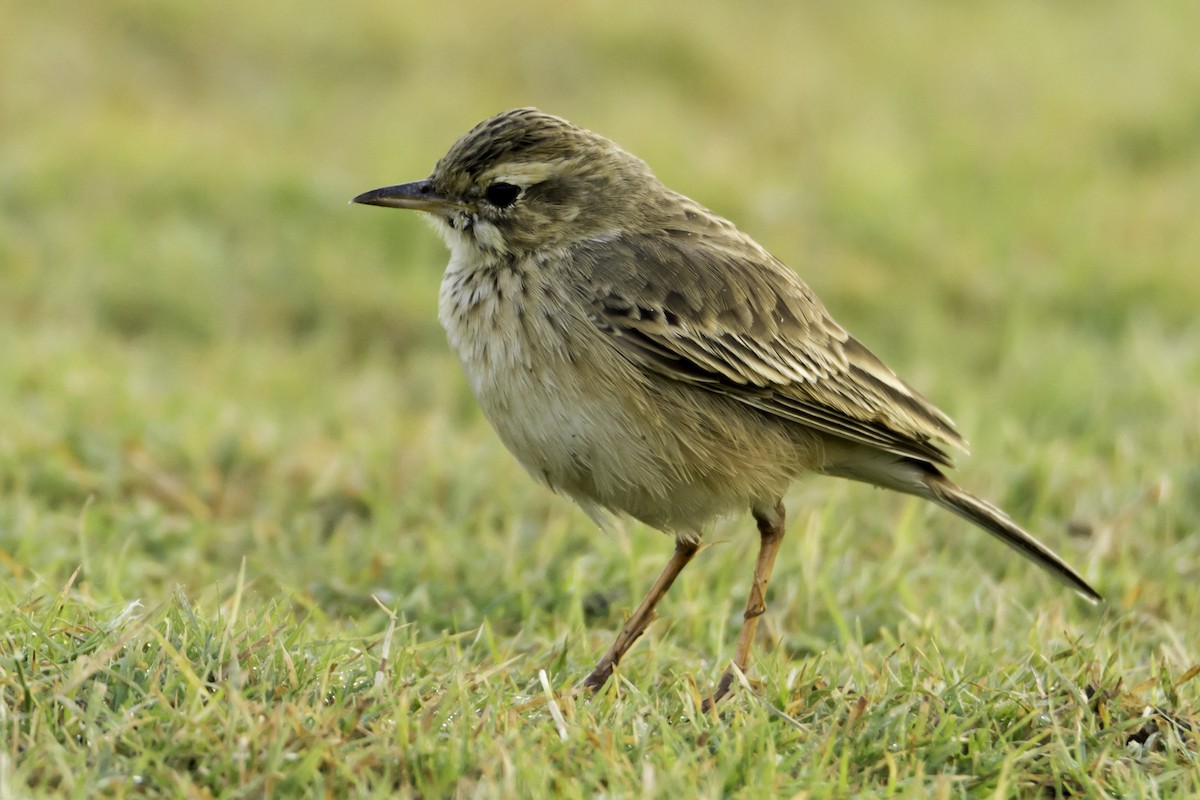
top-left (3, 0), bottom-right (1200, 796)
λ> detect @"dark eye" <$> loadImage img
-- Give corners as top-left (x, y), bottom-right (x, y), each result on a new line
top-left (484, 182), bottom-right (521, 208)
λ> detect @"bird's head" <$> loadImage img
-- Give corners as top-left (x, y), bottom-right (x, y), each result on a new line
top-left (353, 108), bottom-right (658, 258)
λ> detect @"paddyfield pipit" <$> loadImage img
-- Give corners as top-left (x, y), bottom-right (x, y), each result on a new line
top-left (353, 108), bottom-right (1100, 706)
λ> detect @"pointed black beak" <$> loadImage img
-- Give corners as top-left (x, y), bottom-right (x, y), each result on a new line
top-left (351, 180), bottom-right (463, 213)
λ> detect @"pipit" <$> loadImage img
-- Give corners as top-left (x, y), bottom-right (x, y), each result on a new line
top-left (353, 108), bottom-right (1100, 707)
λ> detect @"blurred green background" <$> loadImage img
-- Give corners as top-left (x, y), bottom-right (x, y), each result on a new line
top-left (2, 1), bottom-right (1199, 794)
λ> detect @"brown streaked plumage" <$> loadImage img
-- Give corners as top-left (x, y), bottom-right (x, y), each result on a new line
top-left (353, 107), bottom-right (1101, 707)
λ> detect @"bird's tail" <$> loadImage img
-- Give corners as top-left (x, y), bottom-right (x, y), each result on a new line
top-left (919, 471), bottom-right (1101, 604)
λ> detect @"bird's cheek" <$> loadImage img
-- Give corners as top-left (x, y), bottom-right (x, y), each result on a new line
top-left (472, 219), bottom-right (508, 254)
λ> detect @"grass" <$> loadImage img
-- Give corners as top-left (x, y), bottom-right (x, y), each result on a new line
top-left (3, 0), bottom-right (1200, 796)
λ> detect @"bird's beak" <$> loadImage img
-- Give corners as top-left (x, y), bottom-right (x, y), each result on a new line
top-left (350, 179), bottom-right (462, 214)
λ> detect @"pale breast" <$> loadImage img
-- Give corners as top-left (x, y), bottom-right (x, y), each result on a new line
top-left (438, 255), bottom-right (646, 491)
top-left (436, 253), bottom-right (811, 533)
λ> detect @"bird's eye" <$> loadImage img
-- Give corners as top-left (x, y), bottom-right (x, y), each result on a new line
top-left (484, 182), bottom-right (521, 209)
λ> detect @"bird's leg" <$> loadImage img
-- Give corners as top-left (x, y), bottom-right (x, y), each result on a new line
top-left (705, 501), bottom-right (787, 710)
top-left (582, 537), bottom-right (701, 694)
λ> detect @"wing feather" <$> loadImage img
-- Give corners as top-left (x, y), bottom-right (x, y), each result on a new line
top-left (572, 228), bottom-right (966, 467)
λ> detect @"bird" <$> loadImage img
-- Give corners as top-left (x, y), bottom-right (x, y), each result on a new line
top-left (352, 107), bottom-right (1100, 707)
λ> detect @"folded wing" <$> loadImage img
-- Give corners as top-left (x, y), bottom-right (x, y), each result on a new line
top-left (574, 229), bottom-right (966, 467)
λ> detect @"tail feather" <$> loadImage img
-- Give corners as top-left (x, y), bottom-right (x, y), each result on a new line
top-left (921, 473), bottom-right (1102, 604)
